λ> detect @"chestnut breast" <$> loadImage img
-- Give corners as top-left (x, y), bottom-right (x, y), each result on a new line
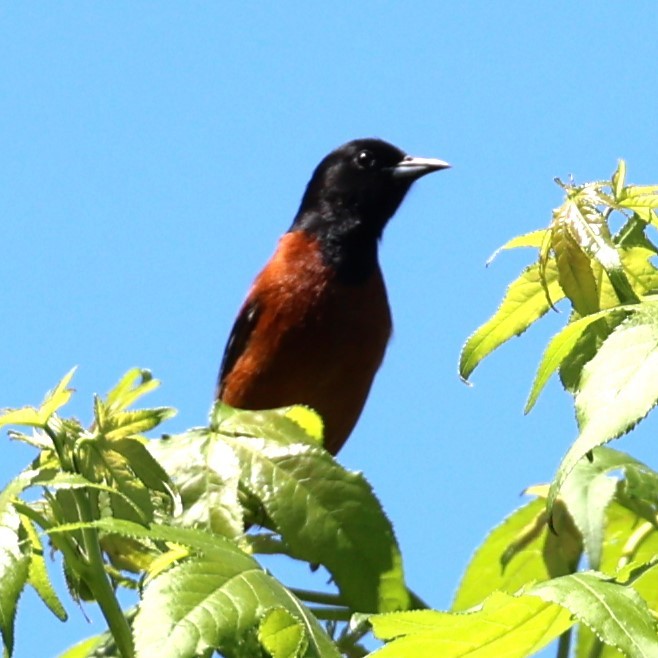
top-left (219, 231), bottom-right (392, 454)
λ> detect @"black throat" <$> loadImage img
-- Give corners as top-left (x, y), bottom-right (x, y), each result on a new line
top-left (291, 209), bottom-right (381, 285)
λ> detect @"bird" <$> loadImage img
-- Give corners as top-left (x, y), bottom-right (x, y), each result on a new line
top-left (216, 138), bottom-right (449, 455)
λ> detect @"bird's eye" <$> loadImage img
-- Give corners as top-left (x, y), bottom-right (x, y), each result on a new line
top-left (355, 149), bottom-right (377, 169)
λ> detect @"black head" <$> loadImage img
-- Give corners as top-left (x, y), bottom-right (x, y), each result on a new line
top-left (291, 138), bottom-right (449, 283)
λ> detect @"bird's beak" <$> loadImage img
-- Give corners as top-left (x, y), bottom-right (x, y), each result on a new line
top-left (391, 155), bottom-right (451, 180)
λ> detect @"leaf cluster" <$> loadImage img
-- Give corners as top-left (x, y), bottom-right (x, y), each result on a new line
top-left (460, 162), bottom-right (658, 509)
top-left (0, 370), bottom-right (406, 658)
top-left (370, 448), bottom-right (658, 657)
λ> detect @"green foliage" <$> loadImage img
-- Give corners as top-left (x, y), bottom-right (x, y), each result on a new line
top-left (370, 449), bottom-right (658, 657)
top-left (0, 370), bottom-right (405, 657)
top-left (370, 593), bottom-right (573, 657)
top-left (453, 162), bottom-right (658, 655)
top-left (2, 161), bottom-right (658, 657)
top-left (460, 162), bottom-right (658, 505)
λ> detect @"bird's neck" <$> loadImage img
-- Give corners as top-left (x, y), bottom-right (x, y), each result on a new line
top-left (291, 208), bottom-right (382, 285)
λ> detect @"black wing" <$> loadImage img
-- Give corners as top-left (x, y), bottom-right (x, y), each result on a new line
top-left (215, 300), bottom-right (260, 398)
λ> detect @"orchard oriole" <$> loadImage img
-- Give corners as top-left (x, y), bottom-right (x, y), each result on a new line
top-left (216, 138), bottom-right (449, 455)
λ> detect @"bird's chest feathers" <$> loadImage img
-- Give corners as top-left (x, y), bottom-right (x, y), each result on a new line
top-left (253, 232), bottom-right (392, 364)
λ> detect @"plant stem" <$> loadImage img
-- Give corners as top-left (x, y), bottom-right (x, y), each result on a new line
top-left (337, 616), bottom-right (370, 655)
top-left (587, 636), bottom-right (604, 658)
top-left (44, 420), bottom-right (73, 471)
top-left (556, 627), bottom-right (572, 658)
top-left (306, 606), bottom-right (352, 622)
top-left (289, 588), bottom-right (346, 606)
top-left (74, 489), bottom-right (135, 658)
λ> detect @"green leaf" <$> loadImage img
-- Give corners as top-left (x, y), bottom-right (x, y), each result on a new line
top-left (40, 368), bottom-right (77, 420)
top-left (226, 430), bottom-right (408, 612)
top-left (206, 404), bottom-right (408, 613)
top-left (525, 307), bottom-right (633, 413)
top-left (56, 635), bottom-right (104, 658)
top-left (0, 369), bottom-right (77, 431)
top-left (453, 493), bottom-right (583, 612)
top-left (281, 406), bottom-right (324, 444)
top-left (558, 319), bottom-right (610, 394)
top-left (133, 550), bottom-right (338, 658)
top-left (554, 188), bottom-right (640, 306)
top-left (614, 216), bottom-right (658, 301)
top-left (151, 430), bottom-right (244, 539)
top-left (617, 184), bottom-right (658, 223)
top-left (485, 229), bottom-right (548, 265)
top-left (104, 368), bottom-right (160, 413)
top-left (549, 304), bottom-right (658, 511)
top-left (614, 215), bottom-right (657, 250)
top-left (377, 571), bottom-right (658, 658)
top-left (452, 499), bottom-right (550, 611)
top-left (111, 438), bottom-right (175, 499)
top-left (556, 448), bottom-right (623, 570)
top-left (21, 515), bottom-right (67, 621)
top-left (99, 408), bottom-right (176, 441)
top-left (370, 590), bottom-right (573, 658)
top-left (211, 404), bottom-right (322, 448)
top-left (0, 407), bottom-right (46, 430)
top-left (611, 160), bottom-right (626, 199)
top-left (614, 455), bottom-right (658, 524)
top-left (531, 571), bottom-right (658, 657)
top-left (78, 438), bottom-right (155, 524)
top-left (459, 261), bottom-right (563, 381)
top-left (585, 498), bottom-right (658, 648)
top-left (621, 245), bottom-right (658, 296)
top-left (258, 608), bottom-right (307, 658)
top-left (552, 219), bottom-right (600, 316)
top-left (0, 504), bottom-right (29, 656)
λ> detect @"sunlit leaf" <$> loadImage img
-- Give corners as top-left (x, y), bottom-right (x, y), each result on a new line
top-left (555, 448), bottom-right (623, 570)
top-left (55, 635), bottom-right (104, 658)
top-left (617, 184), bottom-right (658, 223)
top-left (39, 368), bottom-right (77, 420)
top-left (452, 499), bottom-right (550, 611)
top-left (531, 571), bottom-right (658, 657)
top-left (133, 548), bottom-right (337, 658)
top-left (370, 590), bottom-right (572, 658)
top-left (99, 408), bottom-right (176, 442)
top-left (100, 533), bottom-right (159, 574)
top-left (208, 404), bottom-right (408, 613)
top-left (0, 503), bottom-right (29, 656)
top-left (111, 438), bottom-right (175, 499)
top-left (549, 304), bottom-right (658, 511)
top-left (21, 515), bottom-right (67, 621)
top-left (226, 430), bottom-right (408, 613)
top-left (611, 160), bottom-right (626, 199)
top-left (0, 407), bottom-right (45, 430)
top-left (151, 430), bottom-right (244, 539)
top-left (258, 608), bottom-right (307, 658)
top-left (552, 220), bottom-right (600, 316)
top-left (377, 571), bottom-right (658, 658)
top-left (78, 439), bottom-right (154, 524)
top-left (558, 319), bottom-right (610, 394)
top-left (525, 307), bottom-right (633, 413)
top-left (555, 188), bottom-right (639, 306)
top-left (282, 406), bottom-right (323, 444)
top-left (620, 245), bottom-right (658, 296)
top-left (0, 369), bottom-right (77, 431)
top-left (211, 404), bottom-right (321, 448)
top-left (104, 368), bottom-right (160, 413)
top-left (460, 261), bottom-right (563, 381)
top-left (486, 229), bottom-right (548, 266)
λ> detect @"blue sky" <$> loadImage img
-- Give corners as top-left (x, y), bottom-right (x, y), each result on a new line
top-left (2, 3), bottom-right (658, 656)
